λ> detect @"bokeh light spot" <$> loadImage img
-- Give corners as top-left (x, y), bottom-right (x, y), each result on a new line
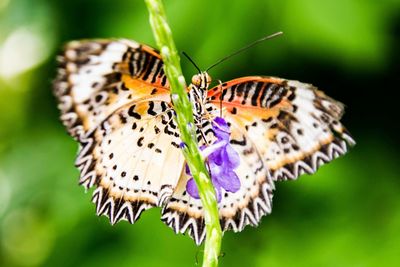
top-left (0, 27), bottom-right (50, 80)
top-left (1, 209), bottom-right (55, 266)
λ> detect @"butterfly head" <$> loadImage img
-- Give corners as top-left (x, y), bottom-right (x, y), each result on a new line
top-left (188, 72), bottom-right (212, 118)
top-left (191, 71), bottom-right (212, 90)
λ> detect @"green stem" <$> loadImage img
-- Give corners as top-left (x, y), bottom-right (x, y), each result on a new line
top-left (144, 0), bottom-right (222, 266)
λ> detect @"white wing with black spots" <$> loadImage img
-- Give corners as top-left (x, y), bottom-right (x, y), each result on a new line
top-left (76, 100), bottom-right (185, 224)
top-left (54, 39), bottom-right (169, 140)
top-left (161, 110), bottom-right (275, 245)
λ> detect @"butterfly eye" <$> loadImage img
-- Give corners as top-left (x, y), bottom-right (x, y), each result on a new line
top-left (191, 74), bottom-right (202, 87)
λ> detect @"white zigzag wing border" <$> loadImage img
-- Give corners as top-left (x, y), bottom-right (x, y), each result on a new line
top-left (75, 99), bottom-right (185, 224)
top-left (160, 109), bottom-right (275, 245)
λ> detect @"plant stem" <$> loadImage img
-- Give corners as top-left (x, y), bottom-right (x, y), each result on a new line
top-left (144, 0), bottom-right (222, 266)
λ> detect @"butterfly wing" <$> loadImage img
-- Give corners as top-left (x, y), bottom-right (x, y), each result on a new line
top-left (162, 76), bottom-right (354, 244)
top-left (208, 76), bottom-right (355, 180)
top-left (162, 131), bottom-right (274, 244)
top-left (54, 39), bottom-right (169, 140)
top-left (79, 100), bottom-right (184, 224)
top-left (54, 40), bottom-right (185, 224)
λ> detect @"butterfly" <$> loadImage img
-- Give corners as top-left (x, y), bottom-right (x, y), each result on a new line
top-left (53, 39), bottom-right (355, 245)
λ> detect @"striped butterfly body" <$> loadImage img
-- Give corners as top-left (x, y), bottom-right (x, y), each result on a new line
top-left (54, 39), bottom-right (355, 244)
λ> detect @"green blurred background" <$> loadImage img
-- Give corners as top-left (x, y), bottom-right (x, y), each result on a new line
top-left (1, 0), bottom-right (399, 266)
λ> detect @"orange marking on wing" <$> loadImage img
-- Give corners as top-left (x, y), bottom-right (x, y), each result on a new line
top-left (78, 108), bottom-right (91, 131)
top-left (141, 45), bottom-right (162, 59)
top-left (208, 76), bottom-right (284, 98)
top-left (122, 74), bottom-right (169, 95)
top-left (136, 101), bottom-right (150, 115)
top-left (212, 97), bottom-right (291, 120)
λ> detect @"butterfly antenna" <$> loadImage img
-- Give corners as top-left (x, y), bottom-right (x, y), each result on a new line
top-left (182, 51), bottom-right (201, 73)
top-left (206, 31), bottom-right (283, 72)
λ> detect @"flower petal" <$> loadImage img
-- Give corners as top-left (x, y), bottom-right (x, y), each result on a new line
top-left (216, 170), bottom-right (241, 193)
top-left (223, 144), bottom-right (240, 168)
top-left (211, 176), bottom-right (222, 202)
top-left (186, 178), bottom-right (200, 199)
top-left (208, 149), bottom-right (223, 166)
top-left (213, 117), bottom-right (230, 141)
top-left (201, 140), bottom-right (226, 159)
top-left (209, 161), bottom-right (223, 177)
top-left (185, 164), bottom-right (191, 176)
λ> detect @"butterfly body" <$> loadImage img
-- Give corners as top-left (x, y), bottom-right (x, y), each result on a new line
top-left (54, 39), bottom-right (355, 244)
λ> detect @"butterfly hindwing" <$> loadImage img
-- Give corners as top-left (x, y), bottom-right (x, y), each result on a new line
top-left (77, 100), bottom-right (185, 224)
top-left (161, 122), bottom-right (274, 244)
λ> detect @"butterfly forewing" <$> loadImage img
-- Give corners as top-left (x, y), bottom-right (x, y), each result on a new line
top-left (208, 77), bottom-right (355, 181)
top-left (54, 39), bottom-right (169, 140)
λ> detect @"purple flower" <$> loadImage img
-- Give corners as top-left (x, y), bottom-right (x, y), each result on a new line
top-left (185, 117), bottom-right (241, 202)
